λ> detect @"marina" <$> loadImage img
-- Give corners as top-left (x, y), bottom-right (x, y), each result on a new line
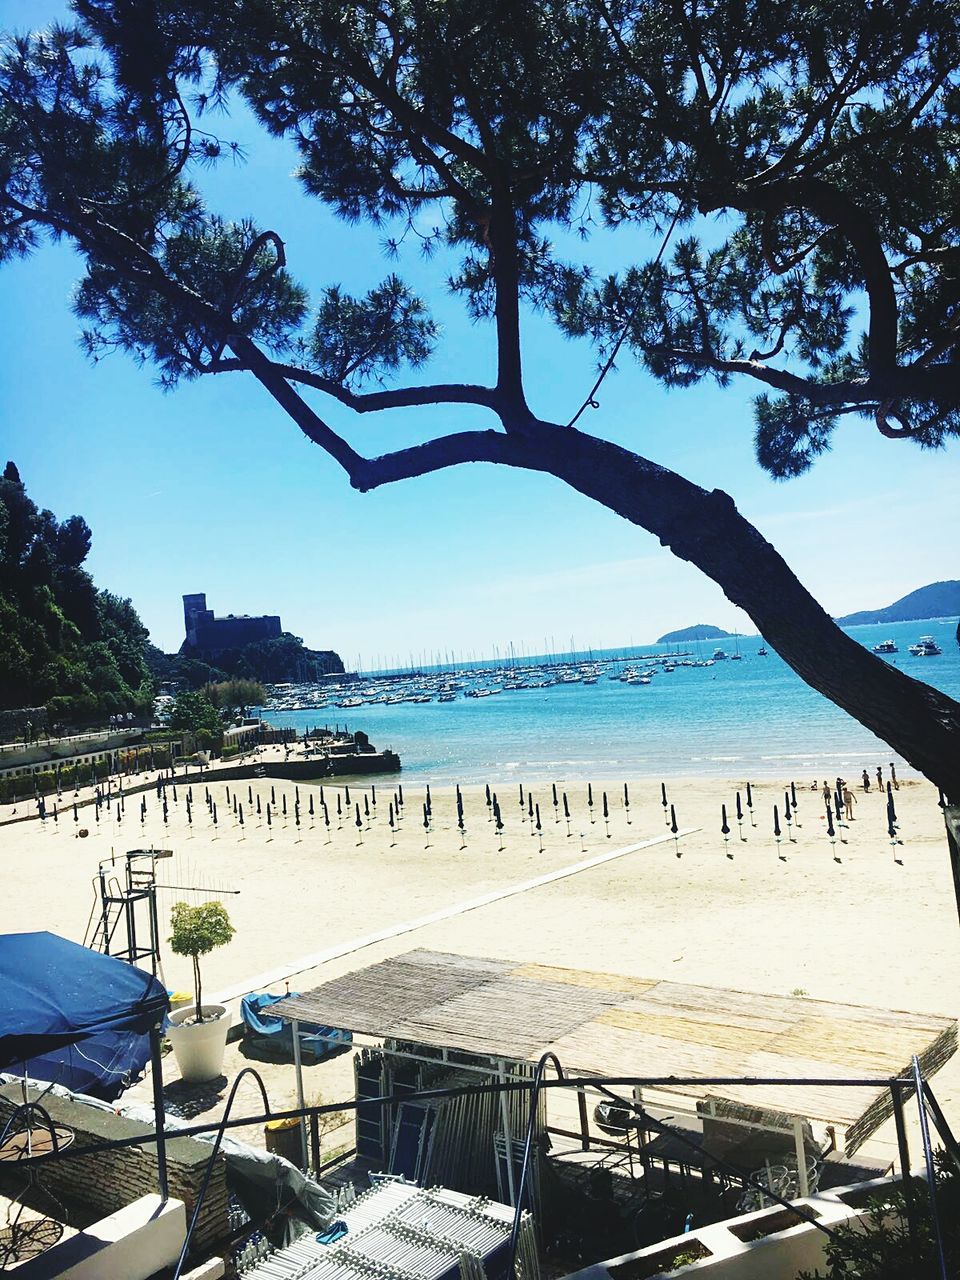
top-left (260, 619), bottom-right (960, 784)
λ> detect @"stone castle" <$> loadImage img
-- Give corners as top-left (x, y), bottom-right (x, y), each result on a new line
top-left (182, 593), bottom-right (282, 654)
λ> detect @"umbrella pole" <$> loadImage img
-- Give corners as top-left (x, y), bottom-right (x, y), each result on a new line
top-left (149, 1024), bottom-right (168, 1201)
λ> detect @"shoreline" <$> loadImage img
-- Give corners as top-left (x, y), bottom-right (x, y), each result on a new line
top-left (5, 767), bottom-right (957, 1173)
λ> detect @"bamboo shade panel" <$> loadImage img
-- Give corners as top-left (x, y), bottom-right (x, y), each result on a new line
top-left (271, 949), bottom-right (956, 1155)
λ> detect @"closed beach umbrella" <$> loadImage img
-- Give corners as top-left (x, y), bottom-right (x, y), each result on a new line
top-left (271, 785), bottom-right (276, 804)
top-left (256, 795), bottom-right (262, 815)
top-left (371, 784), bottom-right (376, 807)
top-left (266, 804), bottom-right (271, 826)
top-left (389, 802), bottom-right (395, 829)
top-left (528, 792), bottom-right (534, 820)
top-left (790, 780), bottom-right (798, 807)
top-left (345, 785), bottom-right (351, 805)
top-left (364, 795), bottom-right (370, 818)
top-left (295, 786), bottom-right (300, 803)
top-left (887, 781), bottom-right (897, 825)
top-left (670, 803), bottom-right (678, 835)
top-left (239, 803), bottom-right (244, 826)
top-left (319, 785), bottom-right (324, 805)
top-left (426, 784), bottom-right (431, 814)
top-left (535, 803), bottom-right (542, 832)
top-left (721, 804), bottom-right (730, 835)
top-left (519, 783), bottom-right (524, 808)
top-left (826, 802), bottom-right (835, 838)
top-left (212, 802), bottom-right (218, 826)
top-left (282, 795), bottom-right (287, 816)
top-left (563, 791), bottom-right (570, 820)
top-left (337, 795), bottom-right (342, 817)
top-left (552, 783), bottom-right (558, 810)
top-left (73, 803), bottom-right (78, 823)
top-left (773, 805), bottom-right (781, 838)
top-left (588, 783), bottom-right (594, 809)
top-left (309, 795), bottom-right (315, 817)
top-left (423, 802), bottom-right (430, 831)
top-left (398, 783), bottom-right (404, 807)
top-left (248, 786), bottom-right (253, 804)
top-left (485, 783), bottom-right (491, 808)
top-left (736, 791), bottom-right (743, 822)
top-left (602, 792), bottom-right (609, 819)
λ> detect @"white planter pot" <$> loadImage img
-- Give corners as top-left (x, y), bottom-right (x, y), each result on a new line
top-left (166, 1004), bottom-right (231, 1082)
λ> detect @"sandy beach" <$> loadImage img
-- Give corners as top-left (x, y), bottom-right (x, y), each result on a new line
top-left (3, 761), bottom-right (958, 1171)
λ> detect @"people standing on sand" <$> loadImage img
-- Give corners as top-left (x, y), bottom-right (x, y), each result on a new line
top-left (843, 786), bottom-right (856, 821)
top-left (890, 762), bottom-right (899, 790)
top-left (876, 765), bottom-right (883, 791)
top-left (862, 769), bottom-right (871, 792)
top-left (822, 781), bottom-right (831, 806)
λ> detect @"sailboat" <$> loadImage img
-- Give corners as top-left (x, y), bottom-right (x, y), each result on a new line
top-left (730, 632), bottom-right (743, 660)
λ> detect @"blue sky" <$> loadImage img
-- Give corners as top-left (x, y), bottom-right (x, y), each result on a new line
top-left (2, 3), bottom-right (958, 667)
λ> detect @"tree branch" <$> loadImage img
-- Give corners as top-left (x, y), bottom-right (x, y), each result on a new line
top-left (204, 357), bottom-right (501, 416)
top-left (718, 177), bottom-right (898, 373)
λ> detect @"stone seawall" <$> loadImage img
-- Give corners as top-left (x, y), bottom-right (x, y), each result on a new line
top-left (181, 751), bottom-right (401, 784)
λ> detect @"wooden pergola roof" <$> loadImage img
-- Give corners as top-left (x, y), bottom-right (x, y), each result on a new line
top-left (273, 949), bottom-right (957, 1155)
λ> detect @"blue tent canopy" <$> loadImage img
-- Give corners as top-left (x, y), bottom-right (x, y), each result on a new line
top-left (0, 932), bottom-right (168, 1096)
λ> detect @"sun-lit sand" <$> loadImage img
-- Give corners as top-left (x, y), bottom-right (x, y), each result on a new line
top-left (2, 761), bottom-right (958, 1169)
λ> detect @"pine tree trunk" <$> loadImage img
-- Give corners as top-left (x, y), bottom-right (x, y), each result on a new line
top-left (521, 423), bottom-right (960, 800)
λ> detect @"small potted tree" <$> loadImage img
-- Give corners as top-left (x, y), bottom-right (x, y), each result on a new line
top-left (166, 901), bottom-right (235, 1082)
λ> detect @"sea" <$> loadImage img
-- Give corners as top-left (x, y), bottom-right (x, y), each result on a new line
top-left (261, 619), bottom-right (960, 785)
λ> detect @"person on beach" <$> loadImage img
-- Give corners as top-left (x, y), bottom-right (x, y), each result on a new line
top-left (842, 786), bottom-right (856, 821)
top-left (876, 765), bottom-right (883, 791)
top-left (862, 769), bottom-right (871, 792)
top-left (822, 781), bottom-right (831, 806)
top-left (890, 762), bottom-right (899, 790)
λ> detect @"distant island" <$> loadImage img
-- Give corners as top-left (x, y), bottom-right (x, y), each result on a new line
top-left (836, 581), bottom-right (960, 627)
top-left (657, 623), bottom-right (733, 644)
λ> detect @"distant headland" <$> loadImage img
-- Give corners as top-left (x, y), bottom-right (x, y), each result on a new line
top-left (656, 624), bottom-right (733, 644)
top-left (835, 580), bottom-right (960, 627)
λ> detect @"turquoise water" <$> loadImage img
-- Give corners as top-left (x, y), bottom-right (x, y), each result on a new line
top-left (263, 620), bottom-right (960, 784)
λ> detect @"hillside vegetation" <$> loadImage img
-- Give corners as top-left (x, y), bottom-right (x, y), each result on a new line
top-left (0, 462), bottom-right (153, 722)
top-left (837, 582), bottom-right (960, 627)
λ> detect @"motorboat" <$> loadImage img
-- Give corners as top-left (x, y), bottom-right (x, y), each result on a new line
top-left (757, 646), bottom-right (768, 656)
top-left (711, 648), bottom-right (728, 661)
top-left (908, 636), bottom-right (942, 656)
top-left (873, 639), bottom-right (898, 654)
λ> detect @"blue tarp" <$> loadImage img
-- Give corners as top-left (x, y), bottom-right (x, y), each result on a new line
top-left (0, 932), bottom-right (168, 1099)
top-left (241, 992), bottom-right (352, 1062)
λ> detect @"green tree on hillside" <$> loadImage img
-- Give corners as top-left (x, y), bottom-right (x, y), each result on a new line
top-left (2, 4), bottom-right (960, 792)
top-left (0, 461), bottom-right (154, 719)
